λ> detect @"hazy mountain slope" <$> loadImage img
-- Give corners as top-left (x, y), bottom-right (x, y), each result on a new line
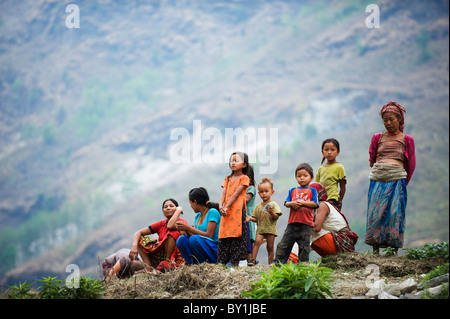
top-left (0, 0), bottom-right (448, 287)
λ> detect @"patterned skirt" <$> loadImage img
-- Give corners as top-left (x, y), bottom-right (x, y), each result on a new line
top-left (332, 227), bottom-right (358, 253)
top-left (139, 236), bottom-right (184, 272)
top-left (365, 179), bottom-right (407, 248)
top-left (217, 210), bottom-right (248, 264)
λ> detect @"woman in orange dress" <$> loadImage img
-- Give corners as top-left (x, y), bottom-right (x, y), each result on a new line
top-left (218, 152), bottom-right (251, 266)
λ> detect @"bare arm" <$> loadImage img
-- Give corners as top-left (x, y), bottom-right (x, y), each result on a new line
top-left (177, 220), bottom-right (217, 239)
top-left (313, 202), bottom-right (330, 232)
top-left (226, 184), bottom-right (246, 209)
top-left (221, 184), bottom-right (246, 216)
top-left (167, 206), bottom-right (183, 230)
top-left (339, 179), bottom-right (346, 201)
top-left (300, 200), bottom-right (319, 208)
top-left (286, 200), bottom-right (317, 209)
top-left (267, 206), bottom-right (280, 220)
top-left (130, 227), bottom-right (151, 260)
top-left (219, 187), bottom-right (227, 214)
top-left (246, 215), bottom-right (257, 222)
top-left (285, 201), bottom-right (301, 210)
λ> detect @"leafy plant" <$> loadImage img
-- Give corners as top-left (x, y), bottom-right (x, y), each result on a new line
top-left (38, 276), bottom-right (65, 299)
top-left (418, 262), bottom-right (449, 300)
top-left (242, 261), bottom-right (334, 299)
top-left (421, 283), bottom-right (449, 300)
top-left (419, 263), bottom-right (449, 288)
top-left (383, 246), bottom-right (398, 256)
top-left (405, 241), bottom-right (449, 260)
top-left (61, 275), bottom-right (104, 299)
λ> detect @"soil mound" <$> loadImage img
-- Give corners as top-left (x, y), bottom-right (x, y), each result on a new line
top-left (104, 254), bottom-right (447, 299)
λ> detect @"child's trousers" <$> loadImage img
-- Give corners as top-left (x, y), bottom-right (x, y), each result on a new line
top-left (177, 235), bottom-right (218, 264)
top-left (274, 223), bottom-right (312, 263)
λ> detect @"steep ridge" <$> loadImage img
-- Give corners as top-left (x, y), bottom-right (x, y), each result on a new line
top-left (0, 0), bottom-right (448, 287)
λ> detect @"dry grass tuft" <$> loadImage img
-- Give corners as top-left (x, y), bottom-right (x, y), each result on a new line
top-left (104, 263), bottom-right (271, 299)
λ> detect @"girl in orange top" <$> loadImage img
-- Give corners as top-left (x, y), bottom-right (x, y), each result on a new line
top-left (218, 152), bottom-right (251, 266)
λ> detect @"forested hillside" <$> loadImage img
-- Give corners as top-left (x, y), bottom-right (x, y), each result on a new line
top-left (0, 0), bottom-right (448, 287)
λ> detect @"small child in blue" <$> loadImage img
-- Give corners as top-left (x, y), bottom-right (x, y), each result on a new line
top-left (274, 163), bottom-right (319, 263)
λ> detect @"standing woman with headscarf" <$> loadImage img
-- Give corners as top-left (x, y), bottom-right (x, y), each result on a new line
top-left (365, 101), bottom-right (416, 254)
top-left (310, 183), bottom-right (358, 257)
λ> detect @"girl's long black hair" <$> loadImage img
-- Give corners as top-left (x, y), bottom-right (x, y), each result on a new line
top-left (227, 151), bottom-right (255, 186)
top-left (320, 138), bottom-right (340, 165)
top-left (189, 187), bottom-right (219, 210)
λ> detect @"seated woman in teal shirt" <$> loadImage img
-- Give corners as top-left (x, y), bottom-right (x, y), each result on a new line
top-left (173, 187), bottom-right (221, 264)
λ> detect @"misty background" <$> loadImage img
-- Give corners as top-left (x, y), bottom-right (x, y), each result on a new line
top-left (0, 0), bottom-right (448, 287)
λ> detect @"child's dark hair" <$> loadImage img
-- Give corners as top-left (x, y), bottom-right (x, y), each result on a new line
top-left (189, 187), bottom-right (220, 210)
top-left (295, 162), bottom-right (314, 178)
top-left (228, 152), bottom-right (255, 186)
top-left (117, 261), bottom-right (145, 279)
top-left (246, 162), bottom-right (255, 186)
top-left (259, 177), bottom-right (274, 189)
top-left (162, 198), bottom-right (179, 210)
top-left (321, 138), bottom-right (340, 165)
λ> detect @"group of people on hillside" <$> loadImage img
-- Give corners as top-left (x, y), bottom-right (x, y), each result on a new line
top-left (102, 101), bottom-right (416, 281)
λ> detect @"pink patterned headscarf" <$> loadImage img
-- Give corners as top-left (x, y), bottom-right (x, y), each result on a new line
top-left (309, 183), bottom-right (328, 202)
top-left (380, 101), bottom-right (406, 132)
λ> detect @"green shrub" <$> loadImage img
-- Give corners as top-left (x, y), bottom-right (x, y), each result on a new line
top-left (7, 281), bottom-right (35, 299)
top-left (242, 261), bottom-right (334, 299)
top-left (38, 276), bottom-right (65, 299)
top-left (61, 275), bottom-right (104, 299)
top-left (383, 246), bottom-right (398, 256)
top-left (405, 241), bottom-right (449, 260)
top-left (421, 283), bottom-right (449, 300)
top-left (6, 275), bottom-right (104, 299)
top-left (419, 263), bottom-right (449, 289)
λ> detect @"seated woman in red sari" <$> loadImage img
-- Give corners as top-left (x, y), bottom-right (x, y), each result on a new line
top-left (309, 183), bottom-right (358, 257)
top-left (129, 198), bottom-right (188, 272)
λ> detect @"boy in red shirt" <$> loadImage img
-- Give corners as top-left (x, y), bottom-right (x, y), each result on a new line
top-left (274, 163), bottom-right (319, 263)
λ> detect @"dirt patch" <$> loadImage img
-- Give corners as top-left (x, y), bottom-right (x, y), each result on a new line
top-left (321, 253), bottom-right (447, 277)
top-left (321, 253), bottom-right (448, 298)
